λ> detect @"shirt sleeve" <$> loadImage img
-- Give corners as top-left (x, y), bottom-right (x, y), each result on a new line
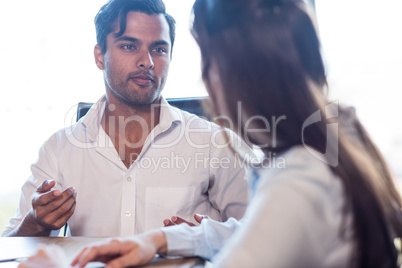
top-left (2, 135), bottom-right (62, 237)
top-left (163, 217), bottom-right (245, 260)
top-left (207, 129), bottom-right (250, 221)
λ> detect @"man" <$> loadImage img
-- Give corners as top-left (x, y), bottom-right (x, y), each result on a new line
top-left (2, 0), bottom-right (248, 237)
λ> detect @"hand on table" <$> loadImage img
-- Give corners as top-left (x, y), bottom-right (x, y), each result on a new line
top-left (71, 230), bottom-right (167, 268)
top-left (163, 214), bottom-right (209, 227)
top-left (18, 244), bottom-right (69, 268)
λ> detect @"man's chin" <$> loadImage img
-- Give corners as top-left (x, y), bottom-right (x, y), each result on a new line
top-left (122, 93), bottom-right (161, 107)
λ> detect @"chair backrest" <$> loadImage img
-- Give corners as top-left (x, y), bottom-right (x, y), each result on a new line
top-left (76, 102), bottom-right (93, 121)
top-left (76, 97), bottom-right (209, 122)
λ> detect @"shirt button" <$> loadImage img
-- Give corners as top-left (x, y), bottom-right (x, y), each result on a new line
top-left (125, 211), bottom-right (131, 217)
top-left (127, 177), bottom-right (132, 182)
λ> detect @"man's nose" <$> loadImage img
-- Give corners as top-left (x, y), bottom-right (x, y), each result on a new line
top-left (137, 50), bottom-right (154, 70)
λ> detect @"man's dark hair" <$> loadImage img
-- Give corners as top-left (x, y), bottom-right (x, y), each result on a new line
top-left (95, 0), bottom-right (176, 55)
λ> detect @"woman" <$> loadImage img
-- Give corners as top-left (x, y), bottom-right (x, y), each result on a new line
top-left (24, 0), bottom-right (402, 267)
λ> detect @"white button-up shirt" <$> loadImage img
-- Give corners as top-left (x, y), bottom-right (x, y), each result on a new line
top-left (3, 96), bottom-right (248, 236)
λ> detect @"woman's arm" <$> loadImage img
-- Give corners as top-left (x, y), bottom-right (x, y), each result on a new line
top-left (71, 229), bottom-right (167, 268)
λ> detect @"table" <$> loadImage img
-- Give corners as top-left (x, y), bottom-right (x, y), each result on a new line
top-left (0, 237), bottom-right (205, 267)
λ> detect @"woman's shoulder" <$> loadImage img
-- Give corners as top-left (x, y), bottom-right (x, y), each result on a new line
top-left (260, 146), bottom-right (334, 178)
top-left (255, 146), bottom-right (344, 200)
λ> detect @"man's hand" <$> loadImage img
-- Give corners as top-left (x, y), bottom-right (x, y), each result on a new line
top-left (9, 180), bottom-right (77, 236)
top-left (71, 230), bottom-right (167, 268)
top-left (18, 245), bottom-right (69, 268)
top-left (163, 214), bottom-right (209, 227)
top-left (31, 179), bottom-right (77, 231)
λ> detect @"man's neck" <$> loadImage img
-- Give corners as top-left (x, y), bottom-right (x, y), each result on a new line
top-left (101, 94), bottom-right (161, 168)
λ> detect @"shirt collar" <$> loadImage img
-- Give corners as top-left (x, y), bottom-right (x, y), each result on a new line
top-left (80, 95), bottom-right (107, 142)
top-left (80, 95), bottom-right (185, 142)
top-left (157, 97), bottom-right (185, 132)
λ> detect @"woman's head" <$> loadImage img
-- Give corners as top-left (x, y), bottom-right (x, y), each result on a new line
top-left (192, 1), bottom-right (402, 267)
top-left (191, 0), bottom-right (327, 152)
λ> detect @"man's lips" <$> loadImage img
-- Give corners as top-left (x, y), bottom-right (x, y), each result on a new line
top-left (130, 74), bottom-right (154, 86)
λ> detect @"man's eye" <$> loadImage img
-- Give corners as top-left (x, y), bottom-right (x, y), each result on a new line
top-left (121, 44), bottom-right (136, 50)
top-left (152, 47), bottom-right (167, 54)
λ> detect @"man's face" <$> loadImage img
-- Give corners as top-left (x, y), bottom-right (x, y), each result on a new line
top-left (95, 11), bottom-right (171, 106)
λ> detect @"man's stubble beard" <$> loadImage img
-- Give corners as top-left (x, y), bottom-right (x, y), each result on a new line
top-left (106, 70), bottom-right (164, 106)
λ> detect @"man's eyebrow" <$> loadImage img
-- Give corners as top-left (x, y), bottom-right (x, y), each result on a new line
top-left (151, 40), bottom-right (170, 47)
top-left (113, 37), bottom-right (169, 48)
top-left (113, 36), bottom-right (139, 43)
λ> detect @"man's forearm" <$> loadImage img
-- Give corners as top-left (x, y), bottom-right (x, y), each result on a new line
top-left (3, 211), bottom-right (51, 237)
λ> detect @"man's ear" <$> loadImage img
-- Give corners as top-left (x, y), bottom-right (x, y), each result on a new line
top-left (94, 44), bottom-right (104, 70)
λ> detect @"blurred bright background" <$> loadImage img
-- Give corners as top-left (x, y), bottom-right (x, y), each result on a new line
top-left (0, 0), bottom-right (401, 231)
top-left (315, 0), bottom-right (402, 182)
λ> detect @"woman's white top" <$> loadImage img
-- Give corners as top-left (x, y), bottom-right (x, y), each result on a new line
top-left (164, 145), bottom-right (354, 268)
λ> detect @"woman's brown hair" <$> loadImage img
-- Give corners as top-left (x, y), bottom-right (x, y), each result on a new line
top-left (191, 0), bottom-right (402, 267)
